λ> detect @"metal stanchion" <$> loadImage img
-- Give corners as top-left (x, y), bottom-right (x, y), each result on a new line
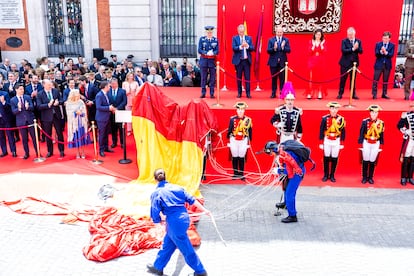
top-left (33, 119), bottom-right (45, 163)
top-left (284, 62), bottom-right (289, 83)
top-left (90, 121), bottom-right (103, 164)
top-left (345, 62), bottom-right (357, 108)
top-left (212, 61), bottom-right (223, 107)
top-left (119, 122), bottom-right (132, 164)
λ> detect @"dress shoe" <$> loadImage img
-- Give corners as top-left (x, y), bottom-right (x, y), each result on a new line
top-left (210, 95), bottom-right (215, 99)
top-left (23, 154), bottom-right (29, 160)
top-left (372, 95), bottom-right (377, 99)
top-left (99, 151), bottom-right (105, 157)
top-left (201, 175), bottom-right (206, 181)
top-left (247, 95), bottom-right (252, 99)
top-left (0, 152), bottom-right (8, 157)
top-left (336, 95), bottom-right (342, 99)
top-left (237, 95), bottom-right (241, 98)
top-left (12, 152), bottom-right (17, 157)
top-left (146, 263), bottom-right (163, 276)
top-left (330, 176), bottom-right (336, 183)
top-left (60, 152), bottom-right (65, 158)
top-left (104, 148), bottom-right (114, 153)
top-left (322, 176), bottom-right (328, 182)
top-left (200, 94), bottom-right (206, 98)
top-left (231, 175), bottom-right (238, 180)
top-left (401, 178), bottom-right (407, 186)
top-left (240, 176), bottom-right (246, 181)
top-left (270, 95), bottom-right (276, 98)
top-left (191, 272), bottom-right (208, 276)
top-left (381, 94), bottom-right (390, 99)
top-left (281, 215), bottom-right (298, 223)
top-left (409, 178), bottom-right (414, 185)
top-left (405, 96), bottom-right (409, 100)
top-left (361, 178), bottom-right (367, 184)
top-left (352, 95), bottom-right (359, 100)
top-left (368, 178), bottom-right (374, 184)
top-left (275, 202), bottom-right (286, 209)
top-left (110, 144), bottom-right (117, 148)
top-left (15, 137), bottom-right (20, 142)
top-left (46, 152), bottom-right (53, 158)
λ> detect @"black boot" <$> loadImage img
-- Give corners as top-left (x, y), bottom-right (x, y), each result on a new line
top-left (368, 161), bottom-right (376, 184)
top-left (409, 157), bottom-right (414, 185)
top-left (232, 157), bottom-right (239, 179)
top-left (322, 156), bottom-right (330, 182)
top-left (362, 161), bottom-right (369, 184)
top-left (401, 157), bottom-right (410, 186)
top-left (238, 157), bottom-right (245, 180)
top-left (330, 157), bottom-right (338, 182)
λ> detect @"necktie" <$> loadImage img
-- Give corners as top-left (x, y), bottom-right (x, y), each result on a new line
top-left (47, 91), bottom-right (53, 101)
top-left (85, 84), bottom-right (89, 98)
top-left (20, 96), bottom-right (24, 108)
top-left (241, 37), bottom-right (247, 59)
top-left (112, 89), bottom-right (117, 101)
top-left (104, 92), bottom-right (109, 104)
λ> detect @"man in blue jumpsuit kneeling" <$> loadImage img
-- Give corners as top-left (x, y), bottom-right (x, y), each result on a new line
top-left (147, 168), bottom-right (210, 276)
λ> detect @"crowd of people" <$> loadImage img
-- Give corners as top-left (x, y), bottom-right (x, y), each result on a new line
top-left (0, 52), bottom-right (209, 160)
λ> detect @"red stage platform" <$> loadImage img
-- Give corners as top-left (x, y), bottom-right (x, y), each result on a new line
top-left (159, 86), bottom-right (410, 189)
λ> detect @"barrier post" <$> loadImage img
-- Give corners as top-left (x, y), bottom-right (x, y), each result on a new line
top-left (91, 121), bottom-right (103, 164)
top-left (33, 119), bottom-right (45, 163)
top-left (345, 62), bottom-right (357, 108)
top-left (255, 81), bottom-right (262, 91)
top-left (284, 62), bottom-right (289, 83)
top-left (212, 61), bottom-right (223, 107)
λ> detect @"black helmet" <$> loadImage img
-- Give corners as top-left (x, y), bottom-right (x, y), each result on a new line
top-left (264, 141), bottom-right (279, 154)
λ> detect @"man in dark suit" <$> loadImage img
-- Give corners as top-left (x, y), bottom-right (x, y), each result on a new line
top-left (232, 24), bottom-right (254, 98)
top-left (372, 31), bottom-right (395, 99)
top-left (267, 26), bottom-right (291, 98)
top-left (37, 79), bottom-right (65, 158)
top-left (109, 78), bottom-right (126, 148)
top-left (2, 72), bottom-right (21, 142)
top-left (10, 85), bottom-right (38, 159)
top-left (95, 81), bottom-right (116, 157)
top-left (0, 90), bottom-right (16, 157)
top-left (337, 27), bottom-right (363, 100)
top-left (79, 75), bottom-right (98, 124)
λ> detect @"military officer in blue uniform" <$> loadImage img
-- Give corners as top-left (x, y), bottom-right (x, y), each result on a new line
top-left (198, 26), bottom-right (219, 98)
top-left (147, 168), bottom-right (210, 276)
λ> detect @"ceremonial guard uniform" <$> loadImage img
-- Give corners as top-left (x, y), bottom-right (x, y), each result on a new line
top-left (227, 102), bottom-right (252, 180)
top-left (319, 102), bottom-right (346, 182)
top-left (270, 93), bottom-right (303, 143)
top-left (198, 26), bottom-right (219, 98)
top-left (358, 105), bottom-right (384, 184)
top-left (397, 103), bottom-right (414, 185)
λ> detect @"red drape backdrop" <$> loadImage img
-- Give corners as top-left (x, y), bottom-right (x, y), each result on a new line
top-left (217, 0), bottom-right (404, 90)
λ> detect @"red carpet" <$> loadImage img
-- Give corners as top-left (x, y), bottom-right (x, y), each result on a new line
top-left (0, 86), bottom-right (410, 189)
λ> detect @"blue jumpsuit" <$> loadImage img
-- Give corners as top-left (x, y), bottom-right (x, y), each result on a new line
top-left (150, 180), bottom-right (206, 274)
top-left (198, 36), bottom-right (219, 97)
top-left (281, 151), bottom-right (305, 217)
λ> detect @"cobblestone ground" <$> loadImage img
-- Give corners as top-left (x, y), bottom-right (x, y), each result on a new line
top-left (1, 185), bottom-right (414, 276)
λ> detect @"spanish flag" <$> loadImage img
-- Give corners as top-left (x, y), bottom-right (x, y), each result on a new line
top-left (131, 83), bottom-right (218, 195)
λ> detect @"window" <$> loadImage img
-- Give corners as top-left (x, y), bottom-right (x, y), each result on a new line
top-left (45, 0), bottom-right (84, 57)
top-left (159, 0), bottom-right (197, 57)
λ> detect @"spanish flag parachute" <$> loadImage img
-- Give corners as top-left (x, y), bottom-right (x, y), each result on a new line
top-left (131, 83), bottom-right (218, 195)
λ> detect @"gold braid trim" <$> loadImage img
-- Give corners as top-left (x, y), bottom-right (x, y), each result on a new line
top-left (365, 119), bottom-right (384, 140)
top-left (325, 116), bottom-right (345, 137)
top-left (233, 117), bottom-right (252, 137)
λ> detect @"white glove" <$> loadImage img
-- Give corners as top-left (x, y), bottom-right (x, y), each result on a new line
top-left (207, 50), bottom-right (214, 56)
top-left (319, 144), bottom-right (324, 150)
top-left (339, 144), bottom-right (344, 149)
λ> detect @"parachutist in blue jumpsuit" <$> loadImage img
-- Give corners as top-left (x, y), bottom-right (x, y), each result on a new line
top-left (264, 141), bottom-right (305, 223)
top-left (147, 168), bottom-right (209, 276)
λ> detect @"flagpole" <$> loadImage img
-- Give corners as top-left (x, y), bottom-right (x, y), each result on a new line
top-left (254, 4), bottom-right (264, 91)
top-left (220, 4), bottom-right (228, 91)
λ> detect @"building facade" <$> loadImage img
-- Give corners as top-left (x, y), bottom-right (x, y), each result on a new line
top-left (0, 0), bottom-right (217, 64)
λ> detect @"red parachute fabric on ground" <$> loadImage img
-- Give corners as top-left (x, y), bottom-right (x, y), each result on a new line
top-left (82, 206), bottom-right (163, 262)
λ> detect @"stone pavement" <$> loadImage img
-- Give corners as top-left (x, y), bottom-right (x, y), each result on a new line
top-left (1, 184), bottom-right (414, 276)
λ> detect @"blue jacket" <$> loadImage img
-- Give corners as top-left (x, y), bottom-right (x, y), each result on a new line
top-left (267, 36), bottom-right (291, 67)
top-left (374, 41), bottom-right (394, 70)
top-left (232, 35), bottom-right (254, 65)
top-left (95, 90), bottom-right (112, 122)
